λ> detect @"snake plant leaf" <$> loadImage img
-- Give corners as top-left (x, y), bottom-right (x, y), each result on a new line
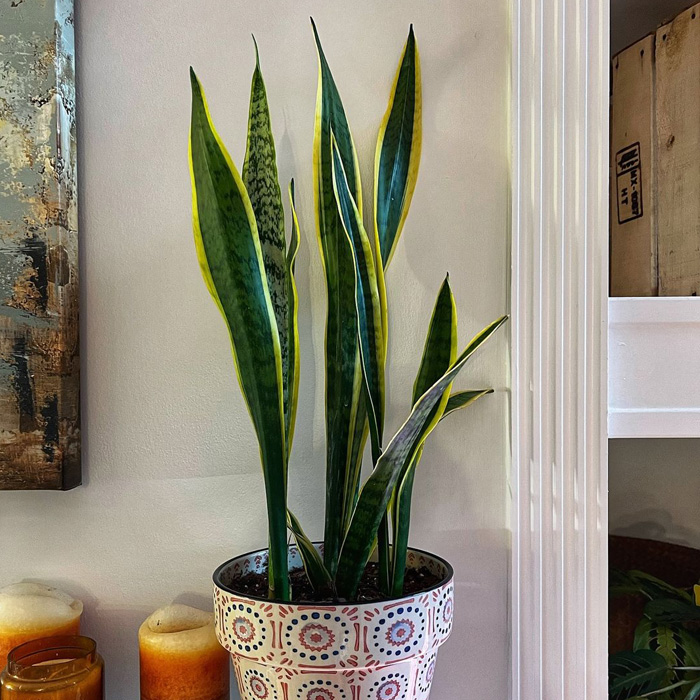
top-left (390, 276), bottom-right (456, 594)
top-left (374, 25), bottom-right (422, 270)
top-left (336, 314), bottom-right (508, 598)
top-left (311, 18), bottom-right (368, 574)
top-left (287, 511), bottom-right (333, 594)
top-left (286, 180), bottom-right (301, 457)
top-left (189, 69), bottom-right (289, 601)
top-left (609, 650), bottom-right (670, 700)
top-left (441, 390), bottom-right (494, 421)
top-left (390, 389), bottom-right (494, 594)
top-left (331, 137), bottom-right (385, 461)
top-left (242, 42), bottom-right (293, 450)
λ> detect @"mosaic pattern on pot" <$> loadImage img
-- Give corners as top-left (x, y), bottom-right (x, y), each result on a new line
top-left (217, 599), bottom-right (269, 656)
top-left (368, 603), bottom-right (426, 661)
top-left (432, 583), bottom-right (454, 642)
top-left (370, 671), bottom-right (411, 700)
top-left (293, 677), bottom-right (349, 700)
top-left (284, 611), bottom-right (351, 664)
top-left (414, 650), bottom-right (438, 700)
top-left (241, 667), bottom-right (279, 700)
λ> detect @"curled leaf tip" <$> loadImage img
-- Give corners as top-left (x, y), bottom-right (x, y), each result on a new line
top-left (252, 34), bottom-right (260, 67)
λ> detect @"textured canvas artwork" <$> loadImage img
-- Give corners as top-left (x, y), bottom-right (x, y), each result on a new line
top-left (0, 0), bottom-right (79, 489)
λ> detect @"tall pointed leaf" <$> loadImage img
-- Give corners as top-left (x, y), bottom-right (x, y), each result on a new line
top-left (390, 277), bottom-right (456, 594)
top-left (286, 180), bottom-right (301, 456)
top-left (374, 25), bottom-right (422, 269)
top-left (189, 69), bottom-right (289, 601)
top-left (287, 511), bottom-right (333, 595)
top-left (331, 137), bottom-right (385, 461)
top-left (242, 42), bottom-right (293, 449)
top-left (336, 315), bottom-right (508, 598)
top-left (373, 26), bottom-right (422, 351)
top-left (311, 19), bottom-right (367, 574)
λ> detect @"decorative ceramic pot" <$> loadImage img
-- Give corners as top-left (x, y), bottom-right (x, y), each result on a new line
top-left (213, 546), bottom-right (454, 700)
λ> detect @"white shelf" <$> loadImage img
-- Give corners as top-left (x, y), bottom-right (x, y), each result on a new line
top-left (609, 297), bottom-right (700, 438)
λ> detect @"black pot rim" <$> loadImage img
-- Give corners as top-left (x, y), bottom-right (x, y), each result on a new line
top-left (213, 543), bottom-right (454, 605)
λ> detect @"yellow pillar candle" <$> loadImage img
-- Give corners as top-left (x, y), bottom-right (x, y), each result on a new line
top-left (0, 585), bottom-right (82, 669)
top-left (139, 604), bottom-right (229, 700)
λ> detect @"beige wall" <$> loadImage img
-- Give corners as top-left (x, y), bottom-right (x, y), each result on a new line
top-left (0, 2), bottom-right (510, 697)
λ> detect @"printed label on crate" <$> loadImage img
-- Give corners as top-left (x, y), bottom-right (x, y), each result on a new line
top-left (616, 142), bottom-right (644, 224)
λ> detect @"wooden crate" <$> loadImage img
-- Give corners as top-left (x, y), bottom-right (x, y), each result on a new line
top-left (611, 34), bottom-right (657, 297)
top-left (610, 2), bottom-right (700, 296)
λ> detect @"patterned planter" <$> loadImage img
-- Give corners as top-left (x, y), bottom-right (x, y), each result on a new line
top-left (213, 546), bottom-right (454, 700)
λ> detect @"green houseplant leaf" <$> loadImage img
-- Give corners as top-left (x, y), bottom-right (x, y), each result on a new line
top-left (335, 315), bottom-right (508, 598)
top-left (634, 618), bottom-right (700, 669)
top-left (287, 510), bottom-right (333, 595)
top-left (390, 276), bottom-right (456, 595)
top-left (331, 137), bottom-right (385, 462)
top-left (645, 599), bottom-right (700, 625)
top-left (189, 69), bottom-right (289, 601)
top-left (311, 19), bottom-right (368, 576)
top-left (609, 650), bottom-right (670, 700)
top-left (242, 40), bottom-right (293, 452)
top-left (286, 180), bottom-right (302, 457)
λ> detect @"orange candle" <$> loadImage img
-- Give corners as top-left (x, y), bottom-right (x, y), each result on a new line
top-left (0, 585), bottom-right (82, 670)
top-left (0, 635), bottom-right (103, 699)
top-left (139, 604), bottom-right (229, 700)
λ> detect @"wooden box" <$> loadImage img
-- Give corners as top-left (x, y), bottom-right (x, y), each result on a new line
top-left (611, 3), bottom-right (700, 297)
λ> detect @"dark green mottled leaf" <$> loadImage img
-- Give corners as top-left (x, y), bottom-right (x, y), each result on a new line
top-left (242, 42), bottom-right (291, 448)
top-left (189, 68), bottom-right (289, 601)
top-left (311, 19), bottom-right (367, 575)
top-left (336, 315), bottom-right (508, 598)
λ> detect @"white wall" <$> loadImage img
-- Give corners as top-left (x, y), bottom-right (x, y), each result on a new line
top-left (610, 439), bottom-right (700, 549)
top-left (0, 1), bottom-right (510, 698)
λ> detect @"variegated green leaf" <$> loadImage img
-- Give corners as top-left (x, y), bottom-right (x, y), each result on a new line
top-left (286, 180), bottom-right (301, 457)
top-left (440, 390), bottom-right (494, 421)
top-left (390, 277), bottom-right (456, 595)
top-left (189, 69), bottom-right (289, 601)
top-left (311, 19), bottom-right (368, 575)
top-left (287, 511), bottom-right (333, 594)
top-left (374, 24), bottom-right (422, 269)
top-left (336, 315), bottom-right (508, 598)
top-left (331, 137), bottom-right (385, 461)
top-left (635, 619), bottom-right (700, 668)
top-left (242, 41), bottom-right (292, 450)
top-left (609, 650), bottom-right (670, 700)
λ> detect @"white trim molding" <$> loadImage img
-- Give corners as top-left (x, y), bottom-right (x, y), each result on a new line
top-left (510, 0), bottom-right (609, 698)
top-left (609, 297), bottom-right (700, 438)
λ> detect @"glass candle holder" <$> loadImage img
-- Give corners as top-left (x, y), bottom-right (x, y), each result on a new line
top-left (0, 636), bottom-right (103, 700)
top-left (139, 604), bottom-right (229, 700)
top-left (0, 585), bottom-right (82, 668)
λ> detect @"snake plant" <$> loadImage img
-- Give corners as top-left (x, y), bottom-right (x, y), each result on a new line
top-left (189, 22), bottom-right (507, 602)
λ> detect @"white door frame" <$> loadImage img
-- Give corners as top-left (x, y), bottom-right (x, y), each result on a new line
top-left (510, 1), bottom-right (609, 698)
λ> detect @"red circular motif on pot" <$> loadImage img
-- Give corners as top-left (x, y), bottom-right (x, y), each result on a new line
top-left (299, 623), bottom-right (335, 651)
top-left (306, 689), bottom-right (335, 700)
top-left (385, 619), bottom-right (415, 647)
top-left (233, 616), bottom-right (255, 643)
top-left (250, 676), bottom-right (270, 699)
top-left (376, 679), bottom-right (401, 699)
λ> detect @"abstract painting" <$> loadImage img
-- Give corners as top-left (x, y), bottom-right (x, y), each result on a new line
top-left (0, 0), bottom-right (79, 489)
